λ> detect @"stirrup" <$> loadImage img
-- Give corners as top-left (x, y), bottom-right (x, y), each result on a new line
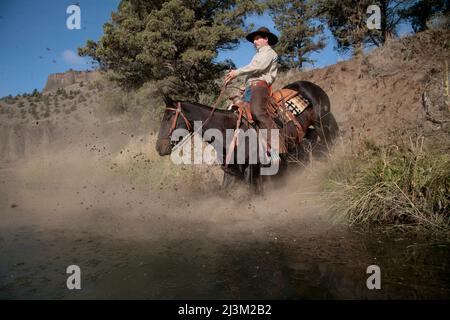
top-left (270, 150), bottom-right (281, 165)
top-left (260, 149), bottom-right (281, 167)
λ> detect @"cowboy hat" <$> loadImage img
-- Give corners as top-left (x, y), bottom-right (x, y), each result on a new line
top-left (246, 27), bottom-right (278, 46)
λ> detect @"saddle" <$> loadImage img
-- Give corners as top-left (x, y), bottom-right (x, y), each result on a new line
top-left (228, 88), bottom-right (311, 145)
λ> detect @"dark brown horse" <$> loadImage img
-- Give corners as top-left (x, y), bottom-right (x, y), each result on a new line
top-left (156, 80), bottom-right (339, 192)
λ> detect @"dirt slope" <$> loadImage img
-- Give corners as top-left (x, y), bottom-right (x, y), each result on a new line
top-left (276, 29), bottom-right (450, 148)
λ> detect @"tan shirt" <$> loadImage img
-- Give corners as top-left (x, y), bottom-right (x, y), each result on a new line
top-left (235, 45), bottom-right (278, 86)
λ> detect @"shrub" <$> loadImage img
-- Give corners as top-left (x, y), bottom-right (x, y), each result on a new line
top-left (326, 139), bottom-right (450, 232)
top-left (87, 82), bottom-right (96, 90)
top-left (56, 88), bottom-right (68, 99)
top-left (43, 95), bottom-right (50, 106)
top-left (7, 96), bottom-right (16, 104)
top-left (4, 94), bottom-right (13, 103)
top-left (94, 81), bottom-right (104, 92)
top-left (31, 111), bottom-right (40, 119)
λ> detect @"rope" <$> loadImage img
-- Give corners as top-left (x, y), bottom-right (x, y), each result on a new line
top-left (203, 83), bottom-right (228, 127)
top-left (171, 83), bottom-right (228, 153)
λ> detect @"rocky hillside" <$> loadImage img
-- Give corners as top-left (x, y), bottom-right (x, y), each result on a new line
top-left (0, 71), bottom-right (125, 163)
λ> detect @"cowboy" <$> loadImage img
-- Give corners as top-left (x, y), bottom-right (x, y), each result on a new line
top-left (224, 27), bottom-right (286, 157)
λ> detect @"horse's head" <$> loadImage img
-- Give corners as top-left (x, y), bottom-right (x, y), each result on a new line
top-left (155, 96), bottom-right (193, 156)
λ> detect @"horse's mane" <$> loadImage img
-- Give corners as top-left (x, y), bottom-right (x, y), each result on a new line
top-left (181, 101), bottom-right (234, 114)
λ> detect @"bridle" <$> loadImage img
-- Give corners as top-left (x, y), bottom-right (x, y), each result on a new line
top-left (162, 84), bottom-right (227, 149)
top-left (164, 102), bottom-right (193, 146)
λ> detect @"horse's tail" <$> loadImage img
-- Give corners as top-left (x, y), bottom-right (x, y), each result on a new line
top-left (312, 111), bottom-right (339, 158)
top-left (284, 80), bottom-right (340, 157)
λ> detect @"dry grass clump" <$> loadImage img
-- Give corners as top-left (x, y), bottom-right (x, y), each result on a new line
top-left (326, 138), bottom-right (450, 233)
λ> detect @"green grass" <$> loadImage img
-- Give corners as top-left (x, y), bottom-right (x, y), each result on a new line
top-left (326, 138), bottom-right (450, 233)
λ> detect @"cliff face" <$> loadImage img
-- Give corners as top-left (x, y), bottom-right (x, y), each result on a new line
top-left (43, 70), bottom-right (100, 92)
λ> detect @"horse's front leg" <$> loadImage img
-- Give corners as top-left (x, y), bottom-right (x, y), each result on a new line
top-left (222, 171), bottom-right (237, 189)
top-left (221, 164), bottom-right (245, 190)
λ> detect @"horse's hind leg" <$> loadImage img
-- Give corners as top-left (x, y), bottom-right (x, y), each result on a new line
top-left (222, 172), bottom-right (233, 189)
top-left (313, 112), bottom-right (339, 159)
top-left (268, 157), bottom-right (289, 188)
top-left (245, 164), bottom-right (264, 195)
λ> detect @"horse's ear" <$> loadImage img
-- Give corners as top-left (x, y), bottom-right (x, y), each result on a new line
top-left (163, 95), bottom-right (175, 107)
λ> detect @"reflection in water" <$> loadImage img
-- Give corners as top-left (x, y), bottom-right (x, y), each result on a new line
top-left (0, 227), bottom-right (448, 299)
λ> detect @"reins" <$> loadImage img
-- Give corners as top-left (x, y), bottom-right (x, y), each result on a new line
top-left (201, 83), bottom-right (228, 128)
top-left (166, 83), bottom-right (228, 152)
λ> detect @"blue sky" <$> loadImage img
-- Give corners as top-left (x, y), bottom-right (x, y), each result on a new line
top-left (0, 1), bottom-right (412, 98)
top-left (0, 0), bottom-right (121, 97)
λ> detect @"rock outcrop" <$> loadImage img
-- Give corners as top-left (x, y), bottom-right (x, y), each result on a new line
top-left (43, 70), bottom-right (100, 92)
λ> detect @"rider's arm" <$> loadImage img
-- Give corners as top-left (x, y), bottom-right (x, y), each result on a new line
top-left (235, 48), bottom-right (276, 77)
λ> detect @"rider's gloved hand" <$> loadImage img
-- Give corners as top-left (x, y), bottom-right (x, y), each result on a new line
top-left (224, 69), bottom-right (238, 85)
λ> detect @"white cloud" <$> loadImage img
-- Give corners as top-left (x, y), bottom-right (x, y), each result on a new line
top-left (62, 49), bottom-right (86, 65)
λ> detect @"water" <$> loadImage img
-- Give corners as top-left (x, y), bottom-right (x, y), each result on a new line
top-left (1, 225), bottom-right (448, 299)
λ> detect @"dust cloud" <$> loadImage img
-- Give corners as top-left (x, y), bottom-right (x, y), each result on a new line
top-left (1, 117), bottom-right (336, 243)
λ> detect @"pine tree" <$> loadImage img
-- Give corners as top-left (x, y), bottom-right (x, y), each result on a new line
top-left (314, 0), bottom-right (411, 55)
top-left (267, 0), bottom-right (326, 70)
top-left (78, 0), bottom-right (263, 99)
top-left (400, 0), bottom-right (450, 32)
